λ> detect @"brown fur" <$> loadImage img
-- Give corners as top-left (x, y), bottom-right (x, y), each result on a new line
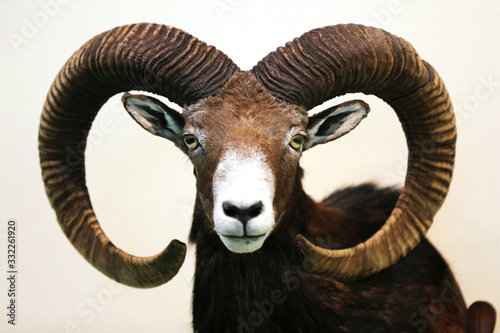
top-left (184, 72), bottom-right (308, 230)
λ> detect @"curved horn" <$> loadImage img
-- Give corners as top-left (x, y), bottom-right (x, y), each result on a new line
top-left (39, 23), bottom-right (239, 288)
top-left (252, 24), bottom-right (456, 281)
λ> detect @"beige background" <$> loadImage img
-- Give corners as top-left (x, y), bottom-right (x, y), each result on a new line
top-left (0, 0), bottom-right (499, 332)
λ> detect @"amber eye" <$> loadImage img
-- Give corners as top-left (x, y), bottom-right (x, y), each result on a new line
top-left (183, 135), bottom-right (199, 150)
top-left (289, 134), bottom-right (305, 150)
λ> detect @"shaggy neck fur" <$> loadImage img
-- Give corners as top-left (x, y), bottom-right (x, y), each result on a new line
top-left (189, 171), bottom-right (346, 333)
top-left (188, 176), bottom-right (470, 332)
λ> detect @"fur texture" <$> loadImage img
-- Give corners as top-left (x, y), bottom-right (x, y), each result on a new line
top-left (190, 183), bottom-right (469, 332)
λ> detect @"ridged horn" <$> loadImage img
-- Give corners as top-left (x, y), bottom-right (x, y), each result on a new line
top-left (252, 24), bottom-right (456, 281)
top-left (39, 23), bottom-right (239, 288)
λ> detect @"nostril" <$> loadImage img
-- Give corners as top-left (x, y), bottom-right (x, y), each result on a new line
top-left (222, 201), bottom-right (263, 222)
top-left (223, 202), bottom-right (239, 218)
top-left (248, 201), bottom-right (263, 218)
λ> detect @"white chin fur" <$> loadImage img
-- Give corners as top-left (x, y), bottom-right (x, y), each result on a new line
top-left (219, 233), bottom-right (270, 253)
top-left (212, 151), bottom-right (275, 253)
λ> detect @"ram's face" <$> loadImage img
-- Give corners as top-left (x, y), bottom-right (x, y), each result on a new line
top-left (123, 72), bottom-right (369, 254)
top-left (181, 80), bottom-right (309, 253)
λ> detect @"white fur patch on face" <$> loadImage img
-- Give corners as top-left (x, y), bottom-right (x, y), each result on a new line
top-left (212, 150), bottom-right (275, 253)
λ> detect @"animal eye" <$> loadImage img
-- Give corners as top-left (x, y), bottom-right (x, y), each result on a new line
top-left (289, 135), bottom-right (305, 150)
top-left (183, 135), bottom-right (199, 150)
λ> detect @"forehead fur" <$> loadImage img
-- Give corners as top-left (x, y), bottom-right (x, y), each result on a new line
top-left (184, 72), bottom-right (308, 127)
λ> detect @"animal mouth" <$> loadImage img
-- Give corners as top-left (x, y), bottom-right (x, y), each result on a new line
top-left (218, 233), bottom-right (270, 253)
top-left (222, 234), bottom-right (266, 239)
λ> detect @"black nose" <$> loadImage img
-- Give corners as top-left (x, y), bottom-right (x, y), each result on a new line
top-left (222, 201), bottom-right (263, 223)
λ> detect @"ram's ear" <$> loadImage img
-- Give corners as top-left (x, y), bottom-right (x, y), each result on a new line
top-left (304, 100), bottom-right (369, 150)
top-left (122, 93), bottom-right (187, 154)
